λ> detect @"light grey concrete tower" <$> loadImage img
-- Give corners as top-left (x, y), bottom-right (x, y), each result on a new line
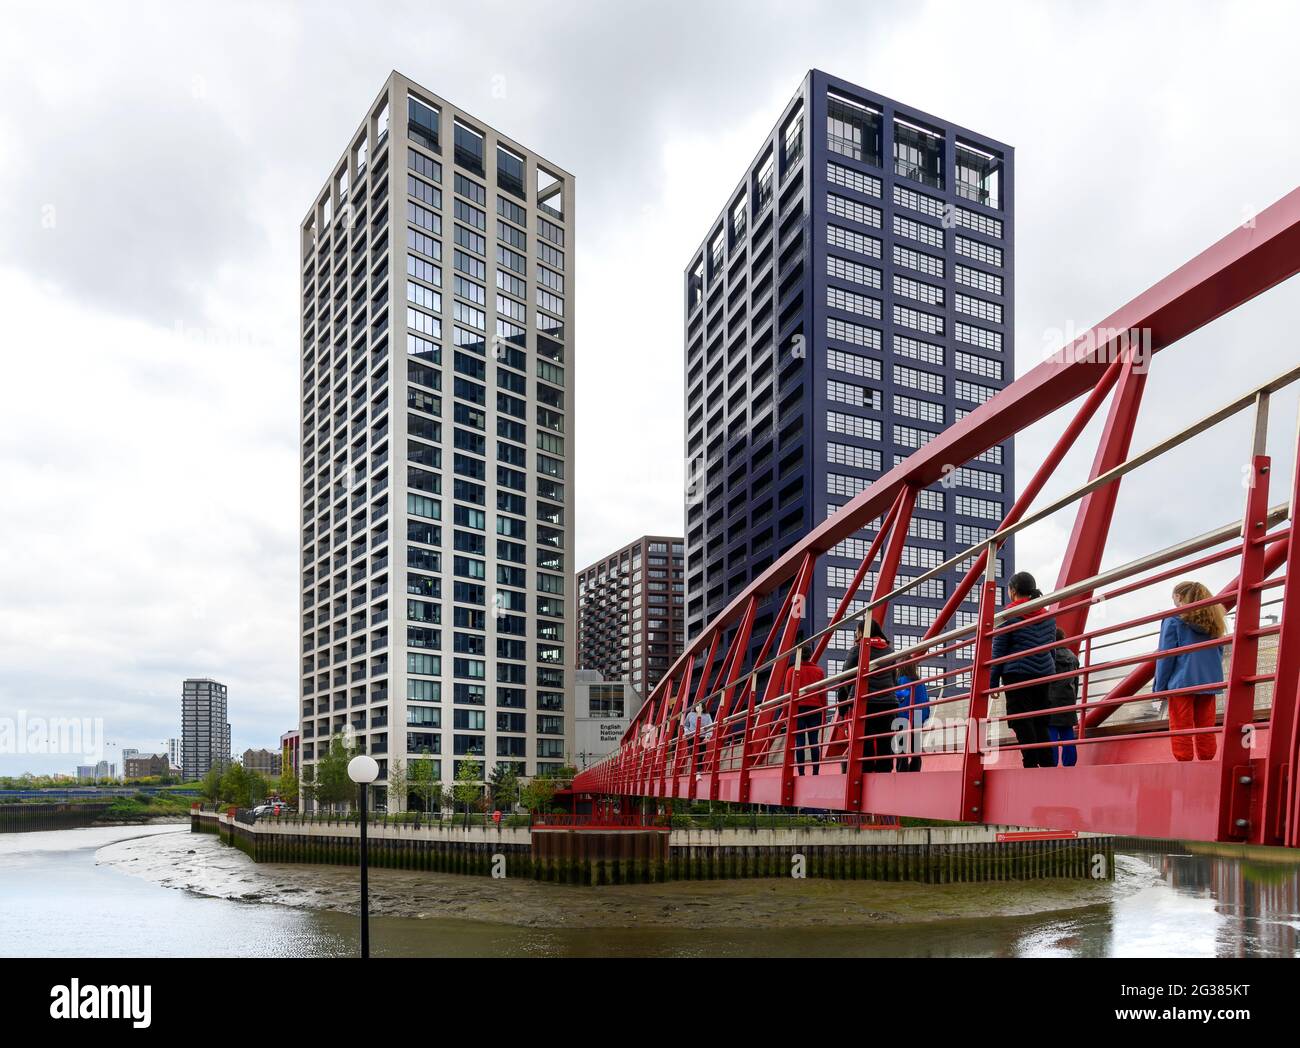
top-left (298, 72), bottom-right (575, 810)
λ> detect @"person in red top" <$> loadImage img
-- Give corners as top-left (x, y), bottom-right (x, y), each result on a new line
top-left (783, 639), bottom-right (828, 776)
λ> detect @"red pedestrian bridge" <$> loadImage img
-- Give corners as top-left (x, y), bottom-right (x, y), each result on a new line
top-left (572, 186), bottom-right (1300, 848)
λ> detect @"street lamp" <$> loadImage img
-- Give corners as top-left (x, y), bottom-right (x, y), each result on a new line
top-left (347, 754), bottom-right (379, 958)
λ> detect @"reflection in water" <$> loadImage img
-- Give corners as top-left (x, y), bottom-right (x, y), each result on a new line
top-left (0, 827), bottom-right (1296, 957)
top-left (1129, 840), bottom-right (1300, 958)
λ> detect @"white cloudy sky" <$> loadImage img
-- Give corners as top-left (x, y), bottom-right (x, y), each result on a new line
top-left (1, 0), bottom-right (1298, 774)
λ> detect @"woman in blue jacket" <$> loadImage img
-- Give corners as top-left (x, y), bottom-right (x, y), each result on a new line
top-left (990, 572), bottom-right (1057, 768)
top-left (1155, 581), bottom-right (1226, 761)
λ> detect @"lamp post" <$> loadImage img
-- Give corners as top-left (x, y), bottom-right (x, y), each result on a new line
top-left (347, 754), bottom-right (379, 958)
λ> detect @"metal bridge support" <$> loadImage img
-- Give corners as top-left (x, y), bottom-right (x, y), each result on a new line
top-left (1218, 395), bottom-right (1271, 841)
top-left (1054, 351), bottom-right (1148, 644)
top-left (1262, 410), bottom-right (1300, 846)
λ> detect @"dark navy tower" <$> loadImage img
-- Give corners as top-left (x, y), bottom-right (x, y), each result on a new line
top-left (683, 69), bottom-right (1014, 694)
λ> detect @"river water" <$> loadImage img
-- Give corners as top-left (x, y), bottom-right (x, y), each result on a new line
top-left (0, 825), bottom-right (1297, 957)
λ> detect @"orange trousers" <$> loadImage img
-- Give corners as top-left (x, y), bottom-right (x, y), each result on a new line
top-left (1169, 692), bottom-right (1217, 761)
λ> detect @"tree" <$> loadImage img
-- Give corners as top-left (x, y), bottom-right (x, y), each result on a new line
top-left (386, 755), bottom-right (408, 813)
top-left (453, 758), bottom-right (482, 824)
top-left (218, 763), bottom-right (267, 808)
top-left (488, 762), bottom-right (519, 812)
top-left (407, 750), bottom-right (439, 814)
top-left (520, 770), bottom-right (559, 814)
top-left (200, 764), bottom-right (223, 804)
top-left (276, 759), bottom-right (299, 806)
top-left (306, 734), bottom-right (359, 812)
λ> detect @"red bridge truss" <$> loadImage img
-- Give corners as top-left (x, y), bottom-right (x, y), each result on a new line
top-left (572, 186), bottom-right (1300, 848)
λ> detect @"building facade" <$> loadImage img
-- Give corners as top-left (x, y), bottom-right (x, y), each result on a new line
top-left (124, 754), bottom-right (170, 779)
top-left (167, 737), bottom-right (183, 772)
top-left (182, 678), bottom-right (230, 781)
top-left (242, 748), bottom-right (282, 777)
top-left (573, 670), bottom-right (644, 770)
top-left (299, 72), bottom-right (575, 810)
top-left (280, 729), bottom-right (301, 775)
top-left (683, 69), bottom-right (1014, 690)
top-left (576, 536), bottom-right (684, 697)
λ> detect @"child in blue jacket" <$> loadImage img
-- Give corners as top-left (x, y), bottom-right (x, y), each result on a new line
top-left (1155, 581), bottom-right (1226, 761)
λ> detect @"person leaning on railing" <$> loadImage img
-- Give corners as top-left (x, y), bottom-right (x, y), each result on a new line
top-left (1155, 581), bottom-right (1226, 762)
top-left (989, 571), bottom-right (1058, 769)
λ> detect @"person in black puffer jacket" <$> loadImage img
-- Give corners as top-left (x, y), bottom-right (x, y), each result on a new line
top-left (990, 571), bottom-right (1057, 768)
top-left (839, 618), bottom-right (899, 773)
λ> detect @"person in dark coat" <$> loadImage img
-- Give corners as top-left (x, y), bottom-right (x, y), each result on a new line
top-left (990, 571), bottom-right (1057, 768)
top-left (1046, 628), bottom-right (1080, 767)
top-left (839, 618), bottom-right (898, 773)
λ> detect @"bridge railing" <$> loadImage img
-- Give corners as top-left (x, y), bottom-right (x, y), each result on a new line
top-left (578, 351), bottom-right (1300, 845)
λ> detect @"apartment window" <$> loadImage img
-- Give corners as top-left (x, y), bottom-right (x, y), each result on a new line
top-left (956, 293), bottom-right (1003, 325)
top-left (895, 423), bottom-right (937, 450)
top-left (955, 141), bottom-right (1002, 210)
top-left (755, 151), bottom-right (774, 214)
top-left (828, 443), bottom-right (882, 471)
top-left (956, 322), bottom-right (1003, 353)
top-left (893, 119), bottom-right (944, 189)
top-left (827, 223), bottom-right (881, 259)
top-left (453, 120), bottom-right (485, 176)
top-left (408, 95), bottom-right (440, 152)
top-left (497, 146), bottom-right (526, 199)
top-left (827, 347), bottom-right (881, 380)
top-left (538, 216), bottom-right (564, 247)
top-left (827, 316), bottom-right (881, 349)
top-left (954, 494), bottom-right (1002, 522)
top-left (956, 236), bottom-right (1003, 268)
top-left (782, 108), bottom-right (804, 171)
top-left (827, 193), bottom-right (882, 229)
top-left (708, 228), bottom-right (725, 282)
top-left (893, 305), bottom-right (944, 337)
top-left (956, 350), bottom-right (1003, 381)
top-left (827, 254), bottom-right (881, 289)
top-left (826, 92), bottom-right (881, 164)
top-left (828, 379), bottom-right (881, 410)
top-left (950, 465), bottom-right (1002, 493)
top-left (956, 264), bottom-right (1003, 297)
top-left (894, 335), bottom-right (944, 367)
top-left (893, 184), bottom-right (945, 221)
top-left (894, 364), bottom-right (944, 396)
top-left (893, 244), bottom-right (944, 279)
top-left (894, 274), bottom-right (944, 308)
top-left (826, 411), bottom-right (881, 440)
top-left (956, 205), bottom-right (1004, 239)
top-left (956, 379), bottom-right (998, 405)
top-left (894, 395), bottom-right (944, 425)
top-left (826, 285), bottom-right (881, 320)
top-left (730, 192), bottom-right (748, 245)
top-left (828, 473), bottom-right (869, 498)
top-left (893, 214), bottom-right (944, 250)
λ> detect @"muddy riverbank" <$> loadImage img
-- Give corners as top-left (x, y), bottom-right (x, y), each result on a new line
top-left (101, 826), bottom-right (1118, 930)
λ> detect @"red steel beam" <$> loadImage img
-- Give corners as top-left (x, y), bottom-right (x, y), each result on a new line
top-left (923, 357), bottom-right (1124, 643)
top-left (1054, 351), bottom-right (1149, 642)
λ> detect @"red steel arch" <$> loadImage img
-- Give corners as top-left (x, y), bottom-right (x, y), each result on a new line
top-left (573, 186), bottom-right (1300, 847)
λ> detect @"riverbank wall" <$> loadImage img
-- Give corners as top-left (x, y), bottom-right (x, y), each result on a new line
top-left (194, 810), bottom-right (1112, 885)
top-left (0, 802), bottom-right (113, 832)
